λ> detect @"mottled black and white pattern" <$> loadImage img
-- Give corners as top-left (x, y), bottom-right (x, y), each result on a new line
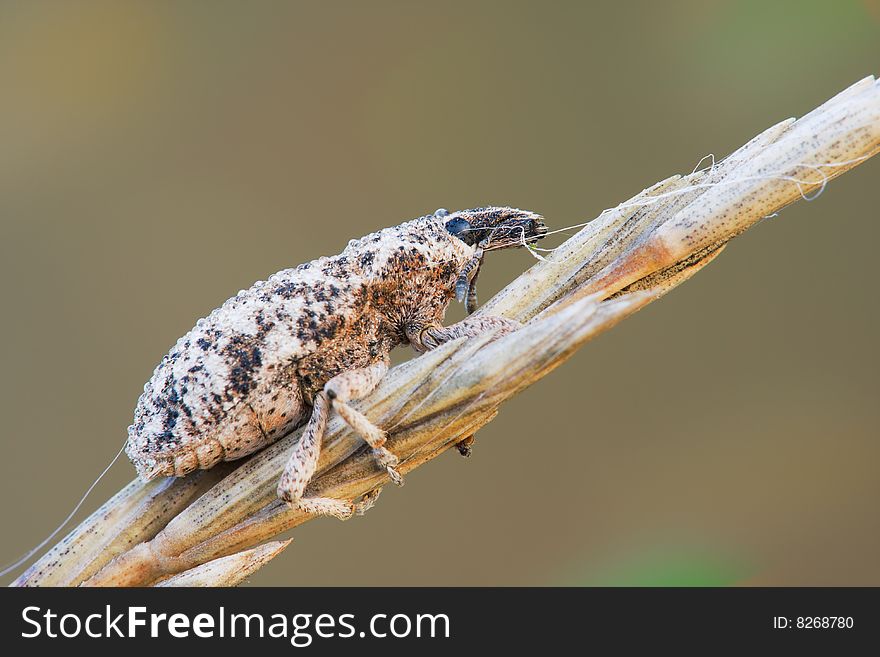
top-left (126, 207), bottom-right (546, 485)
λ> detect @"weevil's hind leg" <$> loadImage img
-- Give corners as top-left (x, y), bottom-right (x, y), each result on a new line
top-left (324, 357), bottom-right (404, 486)
top-left (277, 391), bottom-right (354, 520)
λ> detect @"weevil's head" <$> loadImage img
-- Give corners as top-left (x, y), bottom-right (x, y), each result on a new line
top-left (438, 206), bottom-right (547, 251)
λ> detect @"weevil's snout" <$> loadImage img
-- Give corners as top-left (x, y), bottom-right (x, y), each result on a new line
top-left (442, 206), bottom-right (546, 250)
top-left (478, 208), bottom-right (548, 251)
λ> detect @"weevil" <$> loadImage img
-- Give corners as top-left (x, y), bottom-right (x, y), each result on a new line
top-left (126, 207), bottom-right (547, 519)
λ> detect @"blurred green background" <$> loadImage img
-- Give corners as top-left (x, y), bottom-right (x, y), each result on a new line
top-left (1, 1), bottom-right (878, 586)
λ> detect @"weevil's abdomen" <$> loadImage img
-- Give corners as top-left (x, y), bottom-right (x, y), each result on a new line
top-left (126, 265), bottom-right (349, 480)
top-left (128, 374), bottom-right (305, 479)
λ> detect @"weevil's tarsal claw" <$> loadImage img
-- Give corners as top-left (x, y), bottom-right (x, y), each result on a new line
top-left (465, 284), bottom-right (477, 315)
top-left (455, 275), bottom-right (470, 304)
top-left (372, 447), bottom-right (404, 486)
top-left (456, 434), bottom-right (476, 458)
top-left (387, 467), bottom-right (404, 487)
top-left (284, 492), bottom-right (355, 521)
top-left (354, 487), bottom-right (382, 516)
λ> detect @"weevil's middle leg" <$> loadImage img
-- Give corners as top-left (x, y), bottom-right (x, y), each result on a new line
top-left (407, 316), bottom-right (520, 459)
top-left (324, 357), bottom-right (403, 486)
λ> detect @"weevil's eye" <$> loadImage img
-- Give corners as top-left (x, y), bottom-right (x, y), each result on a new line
top-left (445, 217), bottom-right (474, 244)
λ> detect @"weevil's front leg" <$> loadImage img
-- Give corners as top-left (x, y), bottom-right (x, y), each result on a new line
top-left (407, 316), bottom-right (519, 458)
top-left (324, 357), bottom-right (403, 486)
top-left (455, 247), bottom-right (484, 315)
top-left (277, 391), bottom-right (356, 519)
top-left (463, 261), bottom-right (482, 315)
top-left (408, 315), bottom-right (521, 353)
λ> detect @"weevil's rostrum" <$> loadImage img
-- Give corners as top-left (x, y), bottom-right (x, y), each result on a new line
top-left (127, 207), bottom-right (546, 518)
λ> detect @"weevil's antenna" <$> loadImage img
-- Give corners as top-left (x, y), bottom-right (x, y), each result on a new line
top-left (0, 440), bottom-right (128, 579)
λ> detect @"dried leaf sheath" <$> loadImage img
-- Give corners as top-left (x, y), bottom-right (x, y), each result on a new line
top-left (12, 76), bottom-right (880, 587)
top-left (153, 540), bottom-right (291, 587)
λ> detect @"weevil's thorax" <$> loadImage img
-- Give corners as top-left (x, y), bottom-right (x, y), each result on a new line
top-left (341, 214), bottom-right (474, 339)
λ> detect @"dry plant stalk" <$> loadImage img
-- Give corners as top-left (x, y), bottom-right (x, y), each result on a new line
top-left (12, 76), bottom-right (880, 587)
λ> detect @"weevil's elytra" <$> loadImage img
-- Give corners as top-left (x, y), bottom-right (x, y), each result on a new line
top-left (126, 207), bottom-right (547, 519)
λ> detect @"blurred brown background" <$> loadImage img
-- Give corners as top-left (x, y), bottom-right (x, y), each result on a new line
top-left (1, 1), bottom-right (878, 586)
